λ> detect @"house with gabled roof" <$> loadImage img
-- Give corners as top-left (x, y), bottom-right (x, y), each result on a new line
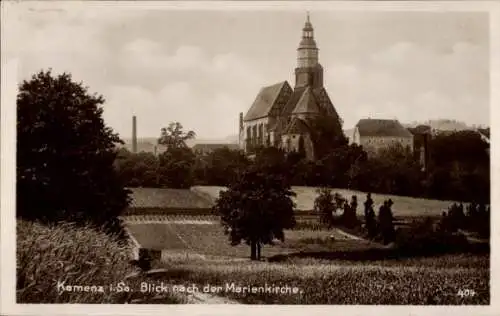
top-left (237, 14), bottom-right (344, 161)
top-left (352, 118), bottom-right (414, 156)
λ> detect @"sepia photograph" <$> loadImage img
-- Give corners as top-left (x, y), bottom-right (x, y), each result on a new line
top-left (1, 0), bottom-right (498, 314)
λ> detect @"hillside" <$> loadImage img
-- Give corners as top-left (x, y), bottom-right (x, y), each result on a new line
top-left (191, 186), bottom-right (454, 218)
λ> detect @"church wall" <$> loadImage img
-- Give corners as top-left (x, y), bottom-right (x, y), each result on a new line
top-left (242, 117), bottom-right (270, 151)
top-left (280, 134), bottom-right (315, 160)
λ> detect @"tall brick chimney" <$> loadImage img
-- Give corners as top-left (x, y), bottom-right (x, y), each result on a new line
top-left (239, 112), bottom-right (244, 146)
top-left (132, 115), bottom-right (137, 153)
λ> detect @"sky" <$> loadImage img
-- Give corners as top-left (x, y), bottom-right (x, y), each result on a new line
top-left (2, 2), bottom-right (490, 140)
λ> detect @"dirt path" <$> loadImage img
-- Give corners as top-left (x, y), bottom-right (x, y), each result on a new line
top-left (186, 290), bottom-right (238, 304)
top-left (125, 269), bottom-right (240, 304)
top-left (333, 227), bottom-right (366, 241)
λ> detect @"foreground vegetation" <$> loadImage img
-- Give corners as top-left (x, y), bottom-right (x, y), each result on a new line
top-left (155, 254), bottom-right (489, 304)
top-left (16, 220), bottom-right (184, 303)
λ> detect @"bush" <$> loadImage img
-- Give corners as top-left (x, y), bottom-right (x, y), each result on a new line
top-left (394, 218), bottom-right (469, 255)
top-left (313, 188), bottom-right (336, 227)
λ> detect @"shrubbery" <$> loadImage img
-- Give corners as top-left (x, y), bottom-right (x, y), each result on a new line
top-left (394, 218), bottom-right (470, 255)
top-left (439, 202), bottom-right (490, 238)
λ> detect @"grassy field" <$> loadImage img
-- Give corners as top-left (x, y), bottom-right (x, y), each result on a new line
top-left (191, 185), bottom-right (455, 218)
top-left (124, 213), bottom-right (489, 304)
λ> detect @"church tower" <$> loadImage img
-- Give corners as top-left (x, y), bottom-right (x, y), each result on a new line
top-left (295, 13), bottom-right (324, 89)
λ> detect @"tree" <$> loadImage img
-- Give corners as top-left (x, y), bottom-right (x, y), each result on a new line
top-left (17, 70), bottom-right (129, 234)
top-left (364, 193), bottom-right (377, 238)
top-left (314, 188), bottom-right (336, 227)
top-left (308, 116), bottom-right (348, 160)
top-left (202, 147), bottom-right (249, 186)
top-left (114, 149), bottom-right (160, 187)
top-left (341, 195), bottom-right (359, 228)
top-left (378, 199), bottom-right (396, 244)
top-left (214, 167), bottom-right (296, 260)
top-left (158, 122), bottom-right (196, 149)
top-left (253, 147), bottom-right (291, 184)
top-left (158, 147), bottom-right (196, 188)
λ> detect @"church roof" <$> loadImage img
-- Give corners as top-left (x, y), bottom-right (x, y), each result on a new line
top-left (284, 117), bottom-right (311, 135)
top-left (281, 87), bottom-right (307, 115)
top-left (356, 119), bottom-right (413, 138)
top-left (244, 81), bottom-right (290, 121)
top-left (292, 86), bottom-right (321, 114)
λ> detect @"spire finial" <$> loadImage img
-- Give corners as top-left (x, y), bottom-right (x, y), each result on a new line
top-left (306, 11), bottom-right (310, 23)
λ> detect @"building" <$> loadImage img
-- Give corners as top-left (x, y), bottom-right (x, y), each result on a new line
top-left (351, 119), bottom-right (414, 155)
top-left (238, 13), bottom-right (344, 160)
top-left (192, 143), bottom-right (240, 155)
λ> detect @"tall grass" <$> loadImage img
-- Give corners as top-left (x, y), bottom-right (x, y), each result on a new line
top-left (16, 220), bottom-right (183, 303)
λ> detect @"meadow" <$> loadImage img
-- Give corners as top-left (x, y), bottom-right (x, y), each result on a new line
top-left (123, 212), bottom-right (489, 305)
top-left (191, 185), bottom-right (455, 218)
top-left (124, 217), bottom-right (374, 260)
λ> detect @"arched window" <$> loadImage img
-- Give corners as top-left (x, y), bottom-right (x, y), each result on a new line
top-left (259, 124), bottom-right (264, 144)
top-left (298, 136), bottom-right (305, 154)
top-left (252, 125), bottom-right (257, 145)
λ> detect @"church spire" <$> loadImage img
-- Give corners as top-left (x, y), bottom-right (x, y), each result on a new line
top-left (297, 12), bottom-right (318, 69)
top-left (295, 12), bottom-right (323, 89)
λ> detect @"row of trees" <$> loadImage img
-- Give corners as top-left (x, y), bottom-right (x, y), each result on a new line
top-left (115, 126), bottom-right (490, 205)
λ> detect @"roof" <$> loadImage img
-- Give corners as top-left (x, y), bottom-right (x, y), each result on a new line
top-left (282, 87), bottom-right (307, 115)
top-left (408, 125), bottom-right (432, 135)
top-left (192, 143), bottom-right (239, 152)
top-left (356, 119), bottom-right (413, 138)
top-left (284, 117), bottom-right (311, 134)
top-left (129, 188), bottom-right (214, 209)
top-left (244, 81), bottom-right (290, 121)
top-left (292, 87), bottom-right (321, 114)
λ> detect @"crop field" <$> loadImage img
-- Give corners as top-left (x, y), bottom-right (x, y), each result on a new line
top-left (124, 216), bottom-right (371, 259)
top-left (191, 185), bottom-right (455, 218)
top-left (151, 254), bottom-right (489, 304)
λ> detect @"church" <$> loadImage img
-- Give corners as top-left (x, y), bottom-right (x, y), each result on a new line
top-left (238, 13), bottom-right (344, 160)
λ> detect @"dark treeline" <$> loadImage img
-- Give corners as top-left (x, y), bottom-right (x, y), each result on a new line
top-left (115, 129), bottom-right (490, 205)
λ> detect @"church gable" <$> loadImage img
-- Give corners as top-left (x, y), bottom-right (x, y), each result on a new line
top-left (244, 81), bottom-right (290, 121)
top-left (269, 82), bottom-right (293, 117)
top-left (292, 87), bottom-right (321, 115)
top-left (281, 87), bottom-right (307, 116)
top-left (313, 87), bottom-right (342, 122)
top-left (284, 117), bottom-right (311, 135)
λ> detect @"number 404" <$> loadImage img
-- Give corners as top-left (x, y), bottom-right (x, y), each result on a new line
top-left (457, 289), bottom-right (476, 297)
